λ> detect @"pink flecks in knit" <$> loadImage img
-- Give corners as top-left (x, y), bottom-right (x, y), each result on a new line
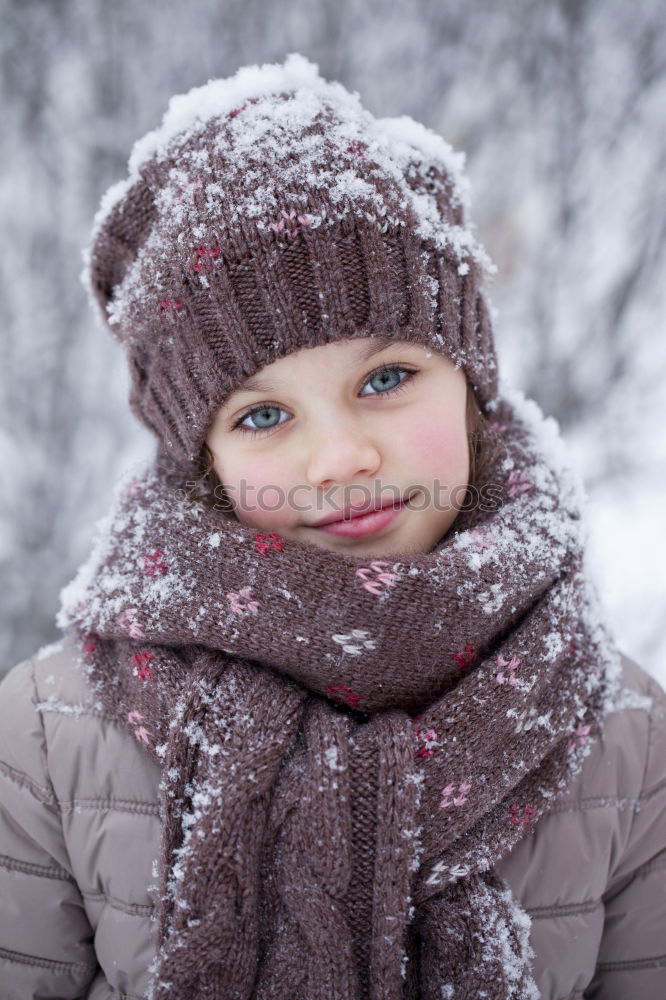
top-left (268, 209), bottom-right (312, 239)
top-left (143, 550), bottom-right (168, 578)
top-left (467, 526), bottom-right (497, 547)
top-left (192, 246), bottom-right (220, 272)
top-left (134, 726), bottom-right (151, 746)
top-left (439, 780), bottom-right (472, 809)
top-left (331, 629), bottom-right (376, 655)
top-left (346, 139), bottom-right (367, 158)
top-left (254, 532), bottom-right (285, 556)
top-left (226, 586), bottom-right (260, 617)
top-left (82, 632), bottom-right (100, 659)
top-left (567, 723), bottom-right (591, 750)
top-left (133, 651), bottom-right (155, 683)
top-left (488, 421), bottom-right (508, 433)
top-left (413, 725), bottom-right (439, 759)
top-left (355, 561), bottom-right (400, 596)
top-left (509, 803), bottom-right (536, 830)
top-left (451, 644), bottom-right (477, 671)
top-left (116, 608), bottom-right (146, 639)
top-left (126, 710), bottom-right (151, 747)
top-left (228, 97), bottom-right (259, 118)
top-left (158, 297), bottom-right (184, 319)
top-left (496, 654), bottom-right (521, 686)
top-left (326, 684), bottom-right (361, 709)
top-left (507, 470), bottom-right (533, 498)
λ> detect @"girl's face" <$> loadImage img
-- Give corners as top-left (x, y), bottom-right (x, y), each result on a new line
top-left (205, 336), bottom-right (470, 557)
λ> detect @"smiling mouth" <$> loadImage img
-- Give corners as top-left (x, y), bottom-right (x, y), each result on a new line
top-left (310, 492), bottom-right (418, 528)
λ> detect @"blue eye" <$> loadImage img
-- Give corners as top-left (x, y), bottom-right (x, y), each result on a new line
top-left (233, 364), bottom-right (417, 438)
top-left (360, 366), bottom-right (408, 397)
top-left (236, 404), bottom-right (290, 435)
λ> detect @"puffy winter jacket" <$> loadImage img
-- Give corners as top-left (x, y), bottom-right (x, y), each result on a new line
top-left (0, 631), bottom-right (665, 999)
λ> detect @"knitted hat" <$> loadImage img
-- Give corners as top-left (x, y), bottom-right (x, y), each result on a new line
top-left (84, 53), bottom-right (499, 466)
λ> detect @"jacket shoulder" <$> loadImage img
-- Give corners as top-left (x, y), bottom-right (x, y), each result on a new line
top-left (583, 653), bottom-right (666, 996)
top-left (600, 650), bottom-right (666, 880)
top-left (552, 649), bottom-right (664, 811)
top-left (0, 644), bottom-right (61, 803)
top-left (17, 629), bottom-right (161, 798)
top-left (593, 650), bottom-right (665, 807)
top-left (495, 648), bottom-right (663, 884)
top-left (1, 630), bottom-right (160, 810)
top-left (0, 630), bottom-right (108, 858)
top-left (27, 630), bottom-right (105, 711)
top-left (0, 636), bottom-right (99, 996)
top-left (493, 650), bottom-right (666, 997)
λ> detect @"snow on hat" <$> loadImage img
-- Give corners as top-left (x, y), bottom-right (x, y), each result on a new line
top-left (84, 52), bottom-right (499, 465)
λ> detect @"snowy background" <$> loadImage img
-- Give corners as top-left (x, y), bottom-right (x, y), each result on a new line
top-left (2, 0), bottom-right (665, 684)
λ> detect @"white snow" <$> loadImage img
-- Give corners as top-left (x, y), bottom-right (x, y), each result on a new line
top-left (34, 639), bottom-right (65, 661)
top-left (81, 53), bottom-right (494, 335)
top-left (607, 686), bottom-right (653, 714)
top-left (35, 695), bottom-right (96, 717)
top-left (323, 745), bottom-right (345, 771)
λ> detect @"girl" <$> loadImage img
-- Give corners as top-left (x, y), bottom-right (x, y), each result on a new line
top-left (0, 53), bottom-right (664, 1000)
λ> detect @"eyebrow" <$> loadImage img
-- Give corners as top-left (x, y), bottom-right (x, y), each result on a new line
top-left (234, 336), bottom-right (404, 395)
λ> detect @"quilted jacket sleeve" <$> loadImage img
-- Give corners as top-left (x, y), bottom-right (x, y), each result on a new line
top-left (585, 672), bottom-right (666, 998)
top-left (0, 655), bottom-right (99, 999)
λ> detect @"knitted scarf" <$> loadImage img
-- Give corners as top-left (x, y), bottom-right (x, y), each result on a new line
top-left (57, 386), bottom-right (621, 1000)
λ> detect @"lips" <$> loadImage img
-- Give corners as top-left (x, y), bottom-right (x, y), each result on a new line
top-left (311, 493), bottom-right (416, 527)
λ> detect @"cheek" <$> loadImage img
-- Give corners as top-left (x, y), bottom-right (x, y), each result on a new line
top-left (402, 416), bottom-right (468, 478)
top-left (222, 457), bottom-right (296, 526)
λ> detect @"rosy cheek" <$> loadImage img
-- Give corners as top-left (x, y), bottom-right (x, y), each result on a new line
top-left (240, 507), bottom-right (289, 530)
top-left (404, 421), bottom-right (467, 474)
top-left (228, 461), bottom-right (294, 526)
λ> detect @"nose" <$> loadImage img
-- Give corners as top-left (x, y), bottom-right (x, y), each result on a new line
top-left (304, 416), bottom-right (381, 491)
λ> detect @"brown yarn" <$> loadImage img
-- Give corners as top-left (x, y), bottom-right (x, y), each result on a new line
top-left (58, 389), bottom-right (621, 999)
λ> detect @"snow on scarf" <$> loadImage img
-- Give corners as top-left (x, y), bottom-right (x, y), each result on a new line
top-left (57, 385), bottom-right (621, 1000)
